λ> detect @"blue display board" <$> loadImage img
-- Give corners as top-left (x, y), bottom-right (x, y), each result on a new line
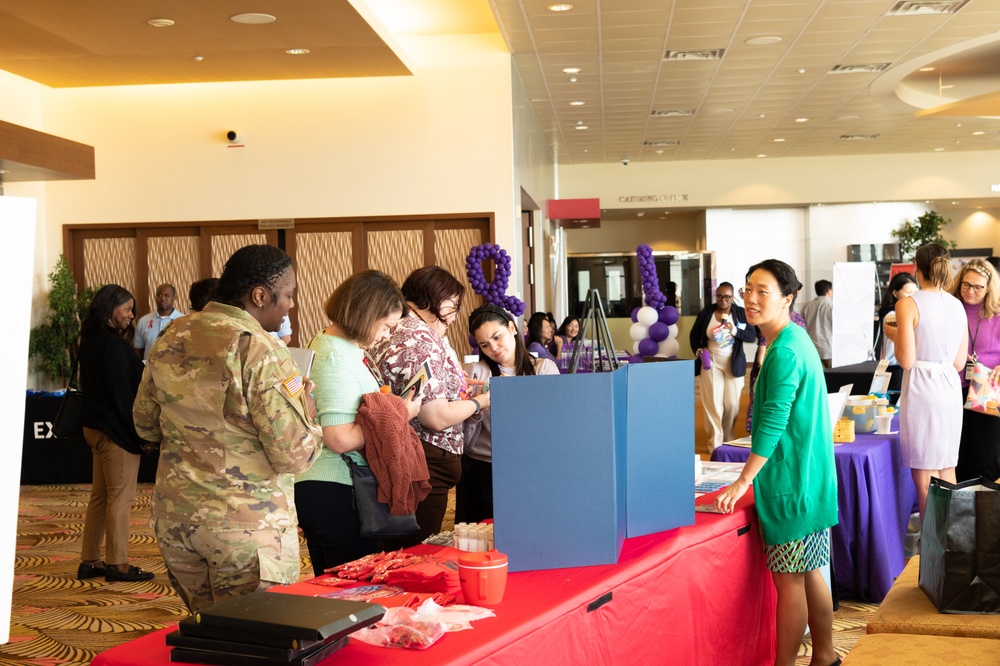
top-left (491, 361), bottom-right (694, 572)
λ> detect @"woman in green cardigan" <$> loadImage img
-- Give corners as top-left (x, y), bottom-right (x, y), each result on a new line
top-left (716, 259), bottom-right (839, 666)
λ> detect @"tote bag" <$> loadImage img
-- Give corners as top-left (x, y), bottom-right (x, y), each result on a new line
top-left (918, 476), bottom-right (1000, 613)
top-left (52, 388), bottom-right (84, 438)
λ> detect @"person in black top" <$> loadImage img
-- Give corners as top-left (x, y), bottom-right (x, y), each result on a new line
top-left (77, 284), bottom-right (156, 582)
top-left (690, 282), bottom-right (757, 452)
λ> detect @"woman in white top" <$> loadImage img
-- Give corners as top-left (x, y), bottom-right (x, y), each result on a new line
top-left (457, 304), bottom-right (559, 522)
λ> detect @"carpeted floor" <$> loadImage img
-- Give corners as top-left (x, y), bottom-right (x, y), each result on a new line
top-left (8, 482), bottom-right (871, 664)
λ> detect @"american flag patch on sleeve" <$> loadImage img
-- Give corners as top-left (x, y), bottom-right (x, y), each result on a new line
top-left (283, 374), bottom-right (304, 397)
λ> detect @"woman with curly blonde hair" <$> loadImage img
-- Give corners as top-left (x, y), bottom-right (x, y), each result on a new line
top-left (951, 258), bottom-right (1000, 482)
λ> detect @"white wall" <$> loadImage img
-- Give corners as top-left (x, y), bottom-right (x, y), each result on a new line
top-left (33, 34), bottom-right (515, 263)
top-left (705, 207), bottom-right (807, 292)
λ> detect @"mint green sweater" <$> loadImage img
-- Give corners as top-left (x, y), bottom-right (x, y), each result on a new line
top-left (295, 332), bottom-right (376, 486)
top-left (750, 323), bottom-right (838, 545)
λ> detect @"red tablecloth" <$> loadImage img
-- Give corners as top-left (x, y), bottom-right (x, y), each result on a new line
top-left (91, 491), bottom-right (776, 666)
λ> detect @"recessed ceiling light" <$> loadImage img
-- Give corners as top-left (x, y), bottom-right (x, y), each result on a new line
top-left (952, 201), bottom-right (960, 205)
top-left (570, 101), bottom-right (585, 106)
top-left (193, 55), bottom-right (204, 62)
top-left (934, 147), bottom-right (945, 151)
top-left (0, 169), bottom-right (10, 174)
top-left (758, 113), bottom-right (766, 118)
top-left (562, 67), bottom-right (581, 74)
top-left (795, 117), bottom-right (809, 123)
top-left (757, 154), bottom-right (767, 158)
top-left (746, 36), bottom-right (782, 45)
top-left (919, 66), bottom-right (935, 72)
top-left (569, 77), bottom-right (578, 83)
top-left (655, 150), bottom-right (664, 154)
top-left (583, 149), bottom-right (589, 153)
top-left (773, 138), bottom-right (786, 142)
top-left (147, 18), bottom-right (175, 28)
top-left (575, 125), bottom-right (588, 130)
top-left (547, 3), bottom-right (574, 11)
top-left (973, 131), bottom-right (986, 135)
top-left (231, 13), bottom-right (276, 24)
top-left (941, 84), bottom-right (954, 90)
top-left (637, 212), bottom-right (645, 217)
top-left (285, 48), bottom-right (310, 55)
top-left (708, 108), bottom-right (734, 115)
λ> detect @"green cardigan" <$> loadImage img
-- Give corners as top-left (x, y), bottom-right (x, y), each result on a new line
top-left (750, 322), bottom-right (838, 545)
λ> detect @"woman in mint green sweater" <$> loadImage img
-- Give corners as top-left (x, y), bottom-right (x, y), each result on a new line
top-left (716, 259), bottom-right (839, 666)
top-left (295, 271), bottom-right (420, 576)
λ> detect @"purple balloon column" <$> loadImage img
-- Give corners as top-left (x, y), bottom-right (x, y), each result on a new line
top-left (465, 243), bottom-right (525, 317)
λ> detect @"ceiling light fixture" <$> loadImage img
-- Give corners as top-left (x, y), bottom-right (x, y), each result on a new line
top-left (575, 125), bottom-right (588, 130)
top-left (650, 109), bottom-right (695, 117)
top-left (795, 117), bottom-right (809, 123)
top-left (886, 1), bottom-right (970, 16)
top-left (570, 101), bottom-right (585, 106)
top-left (839, 134), bottom-right (880, 140)
top-left (562, 67), bottom-right (581, 74)
top-left (708, 108), bottom-right (734, 115)
top-left (773, 138), bottom-right (786, 142)
top-left (745, 36), bottom-right (782, 45)
top-left (757, 154), bottom-right (767, 158)
top-left (798, 68), bottom-right (807, 74)
top-left (569, 77), bottom-right (578, 83)
top-left (547, 3), bottom-right (574, 11)
top-left (829, 63), bottom-right (890, 74)
top-left (919, 67), bottom-right (935, 72)
top-left (231, 13), bottom-right (276, 24)
top-left (193, 55), bottom-right (204, 62)
top-left (758, 113), bottom-right (766, 118)
top-left (934, 147), bottom-right (945, 151)
top-left (147, 18), bottom-right (175, 28)
top-left (664, 49), bottom-right (725, 61)
top-left (973, 131), bottom-right (985, 135)
top-left (285, 48), bottom-right (310, 55)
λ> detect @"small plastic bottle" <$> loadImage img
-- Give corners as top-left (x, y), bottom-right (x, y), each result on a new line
top-left (457, 524), bottom-right (470, 551)
top-left (454, 523), bottom-right (467, 550)
top-left (486, 524), bottom-right (495, 551)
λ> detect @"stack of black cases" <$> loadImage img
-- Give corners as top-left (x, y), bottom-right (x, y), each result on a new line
top-left (166, 591), bottom-right (385, 665)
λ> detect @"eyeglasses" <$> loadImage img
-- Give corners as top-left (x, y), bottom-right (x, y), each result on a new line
top-left (739, 287), bottom-right (772, 300)
top-left (960, 281), bottom-right (986, 294)
top-left (439, 299), bottom-right (460, 317)
top-left (715, 294), bottom-right (734, 301)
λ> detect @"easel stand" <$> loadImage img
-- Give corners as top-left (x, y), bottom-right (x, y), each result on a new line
top-left (569, 289), bottom-right (620, 374)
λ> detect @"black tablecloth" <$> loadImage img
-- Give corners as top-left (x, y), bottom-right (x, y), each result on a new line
top-left (23, 395), bottom-right (157, 485)
top-left (824, 360), bottom-right (903, 395)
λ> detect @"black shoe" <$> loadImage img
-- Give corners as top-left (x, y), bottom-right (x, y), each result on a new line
top-left (105, 565), bottom-right (155, 582)
top-left (77, 561), bottom-right (107, 580)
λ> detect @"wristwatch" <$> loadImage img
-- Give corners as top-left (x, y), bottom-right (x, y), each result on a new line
top-left (470, 398), bottom-right (481, 415)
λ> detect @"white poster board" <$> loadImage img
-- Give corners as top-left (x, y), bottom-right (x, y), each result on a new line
top-left (832, 261), bottom-right (876, 368)
top-left (0, 196), bottom-right (36, 644)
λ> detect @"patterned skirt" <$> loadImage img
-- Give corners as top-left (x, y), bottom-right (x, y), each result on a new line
top-left (764, 528), bottom-right (830, 574)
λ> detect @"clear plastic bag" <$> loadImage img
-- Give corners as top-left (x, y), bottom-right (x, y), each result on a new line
top-left (352, 599), bottom-right (496, 650)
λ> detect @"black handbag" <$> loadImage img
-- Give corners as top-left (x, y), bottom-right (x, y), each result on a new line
top-left (918, 476), bottom-right (1000, 613)
top-left (341, 454), bottom-right (419, 539)
top-left (52, 388), bottom-right (84, 438)
top-left (52, 353), bottom-right (84, 438)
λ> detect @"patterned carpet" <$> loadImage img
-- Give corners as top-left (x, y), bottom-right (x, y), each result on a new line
top-left (6, 483), bottom-right (871, 664)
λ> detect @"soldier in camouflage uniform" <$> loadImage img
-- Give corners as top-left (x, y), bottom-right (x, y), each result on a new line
top-left (133, 245), bottom-right (323, 612)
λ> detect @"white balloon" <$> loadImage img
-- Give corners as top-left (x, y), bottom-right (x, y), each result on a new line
top-left (632, 340), bottom-right (642, 354)
top-left (657, 337), bottom-right (680, 358)
top-left (667, 323), bottom-right (679, 340)
top-left (636, 306), bottom-right (659, 327)
top-left (629, 322), bottom-right (649, 342)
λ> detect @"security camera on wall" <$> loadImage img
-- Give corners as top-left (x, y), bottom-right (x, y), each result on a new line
top-left (225, 130), bottom-right (243, 143)
top-left (621, 157), bottom-right (629, 166)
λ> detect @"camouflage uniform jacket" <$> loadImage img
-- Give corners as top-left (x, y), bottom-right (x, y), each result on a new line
top-left (133, 302), bottom-right (322, 532)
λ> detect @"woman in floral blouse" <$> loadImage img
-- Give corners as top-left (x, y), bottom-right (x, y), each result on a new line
top-left (370, 266), bottom-right (490, 545)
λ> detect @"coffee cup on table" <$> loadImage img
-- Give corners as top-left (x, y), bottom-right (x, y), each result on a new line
top-left (875, 414), bottom-right (893, 434)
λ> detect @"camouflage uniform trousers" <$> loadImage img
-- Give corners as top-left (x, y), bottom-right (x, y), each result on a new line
top-left (153, 518), bottom-right (300, 613)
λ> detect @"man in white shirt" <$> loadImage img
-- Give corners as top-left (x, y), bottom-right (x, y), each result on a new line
top-left (134, 283), bottom-right (185, 360)
top-left (801, 279), bottom-right (833, 368)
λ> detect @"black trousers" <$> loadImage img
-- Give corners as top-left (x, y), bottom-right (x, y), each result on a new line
top-left (455, 455), bottom-right (493, 524)
top-left (294, 480), bottom-right (382, 577)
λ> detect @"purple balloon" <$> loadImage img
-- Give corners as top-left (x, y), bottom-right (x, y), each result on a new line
top-left (628, 354), bottom-right (644, 364)
top-left (638, 337), bottom-right (659, 356)
top-left (658, 306), bottom-right (679, 326)
top-left (648, 322), bottom-right (670, 342)
top-left (631, 306), bottom-right (641, 323)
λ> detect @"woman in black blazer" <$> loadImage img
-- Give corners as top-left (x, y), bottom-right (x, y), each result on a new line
top-left (689, 282), bottom-right (757, 452)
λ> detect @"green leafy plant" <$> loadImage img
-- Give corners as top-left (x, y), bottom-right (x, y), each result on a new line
top-left (891, 211), bottom-right (956, 260)
top-left (28, 256), bottom-right (96, 388)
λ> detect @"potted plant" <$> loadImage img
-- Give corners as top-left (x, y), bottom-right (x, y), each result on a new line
top-left (28, 255), bottom-right (97, 389)
top-left (891, 211), bottom-right (956, 261)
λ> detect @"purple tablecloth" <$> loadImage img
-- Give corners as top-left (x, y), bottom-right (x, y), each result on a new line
top-left (711, 421), bottom-right (917, 602)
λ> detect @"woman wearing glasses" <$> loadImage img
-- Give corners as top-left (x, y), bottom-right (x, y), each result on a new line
top-left (951, 259), bottom-right (1000, 482)
top-left (690, 282), bottom-right (757, 452)
top-left (715, 260), bottom-right (838, 666)
top-left (370, 266), bottom-right (489, 545)
top-left (884, 243), bottom-right (967, 521)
